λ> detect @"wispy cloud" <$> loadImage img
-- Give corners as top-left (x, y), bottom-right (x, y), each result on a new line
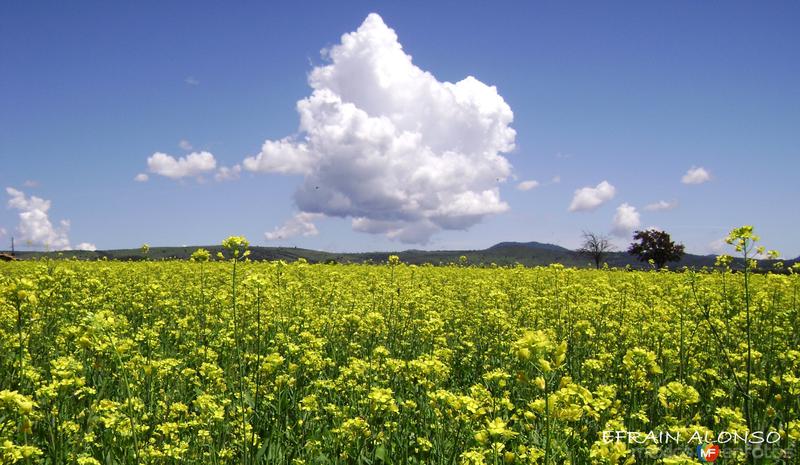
top-left (215, 164), bottom-right (242, 182)
top-left (516, 180), bottom-right (539, 191)
top-left (644, 200), bottom-right (678, 211)
top-left (708, 238), bottom-right (728, 254)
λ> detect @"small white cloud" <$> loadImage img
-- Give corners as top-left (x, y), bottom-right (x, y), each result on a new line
top-left (611, 202), bottom-right (641, 237)
top-left (516, 180), bottom-right (540, 191)
top-left (23, 180), bottom-right (39, 188)
top-left (555, 152), bottom-right (572, 159)
top-left (551, 175), bottom-right (561, 184)
top-left (215, 164), bottom-right (242, 182)
top-left (134, 173), bottom-right (149, 182)
top-left (185, 76), bottom-right (199, 86)
top-left (568, 181), bottom-right (615, 212)
top-left (682, 166), bottom-right (711, 184)
top-left (265, 212), bottom-right (322, 240)
top-left (147, 151), bottom-right (217, 180)
top-left (644, 200), bottom-right (677, 211)
top-left (6, 187), bottom-right (72, 250)
top-left (178, 139), bottom-right (193, 151)
top-left (0, 227), bottom-right (6, 237)
top-left (73, 242), bottom-right (97, 251)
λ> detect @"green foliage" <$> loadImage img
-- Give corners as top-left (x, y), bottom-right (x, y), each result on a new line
top-left (0, 240), bottom-right (798, 463)
top-left (627, 230), bottom-right (685, 269)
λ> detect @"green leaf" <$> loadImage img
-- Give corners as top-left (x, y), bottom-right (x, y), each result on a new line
top-left (255, 439), bottom-right (270, 462)
top-left (375, 445), bottom-right (389, 463)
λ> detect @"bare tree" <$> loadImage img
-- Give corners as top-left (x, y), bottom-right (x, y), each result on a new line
top-left (578, 231), bottom-right (615, 269)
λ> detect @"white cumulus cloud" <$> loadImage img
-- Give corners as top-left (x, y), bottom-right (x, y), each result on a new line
top-left (265, 212), bottom-right (322, 240)
top-left (73, 242), bottom-right (97, 251)
top-left (178, 139), bottom-right (193, 151)
top-left (644, 200), bottom-right (677, 211)
top-left (611, 203), bottom-right (641, 237)
top-left (681, 166), bottom-right (711, 184)
top-left (6, 187), bottom-right (72, 250)
top-left (147, 151), bottom-right (217, 180)
top-left (516, 180), bottom-right (539, 191)
top-left (134, 173), bottom-right (149, 182)
top-left (243, 13), bottom-right (516, 243)
top-left (568, 181), bottom-right (615, 212)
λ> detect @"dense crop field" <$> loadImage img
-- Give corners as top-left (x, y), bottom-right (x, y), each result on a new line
top-left (1, 239), bottom-right (799, 464)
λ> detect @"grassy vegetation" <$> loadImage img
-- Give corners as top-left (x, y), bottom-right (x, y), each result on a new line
top-left (1, 231), bottom-right (798, 463)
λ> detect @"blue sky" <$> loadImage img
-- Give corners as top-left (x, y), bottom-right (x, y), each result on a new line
top-left (1, 1), bottom-right (798, 256)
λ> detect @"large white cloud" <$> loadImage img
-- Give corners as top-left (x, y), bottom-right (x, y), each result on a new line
top-left (568, 181), bottom-right (615, 212)
top-left (243, 13), bottom-right (516, 243)
top-left (147, 151), bottom-right (217, 179)
top-left (681, 166), bottom-right (711, 184)
top-left (6, 187), bottom-right (72, 250)
top-left (611, 202), bottom-right (641, 237)
top-left (265, 212), bottom-right (322, 240)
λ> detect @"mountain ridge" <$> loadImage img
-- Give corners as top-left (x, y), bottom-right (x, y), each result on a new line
top-left (4, 241), bottom-right (795, 270)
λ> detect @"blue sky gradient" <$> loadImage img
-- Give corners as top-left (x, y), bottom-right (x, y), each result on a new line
top-left (1, 1), bottom-right (798, 256)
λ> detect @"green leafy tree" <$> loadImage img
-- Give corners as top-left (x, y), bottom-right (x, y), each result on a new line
top-left (627, 229), bottom-right (685, 268)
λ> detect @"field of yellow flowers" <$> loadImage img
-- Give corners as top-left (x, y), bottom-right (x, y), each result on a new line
top-left (1, 234), bottom-right (798, 464)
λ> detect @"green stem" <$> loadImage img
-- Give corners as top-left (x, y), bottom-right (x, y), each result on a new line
top-left (231, 258), bottom-right (248, 464)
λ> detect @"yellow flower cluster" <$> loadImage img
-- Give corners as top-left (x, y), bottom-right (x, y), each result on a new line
top-left (0, 230), bottom-right (797, 463)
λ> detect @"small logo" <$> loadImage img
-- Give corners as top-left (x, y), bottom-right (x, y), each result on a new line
top-left (697, 443), bottom-right (720, 462)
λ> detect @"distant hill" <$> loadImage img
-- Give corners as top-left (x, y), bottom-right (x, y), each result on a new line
top-left (488, 241), bottom-right (571, 252)
top-left (3, 241), bottom-right (796, 271)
